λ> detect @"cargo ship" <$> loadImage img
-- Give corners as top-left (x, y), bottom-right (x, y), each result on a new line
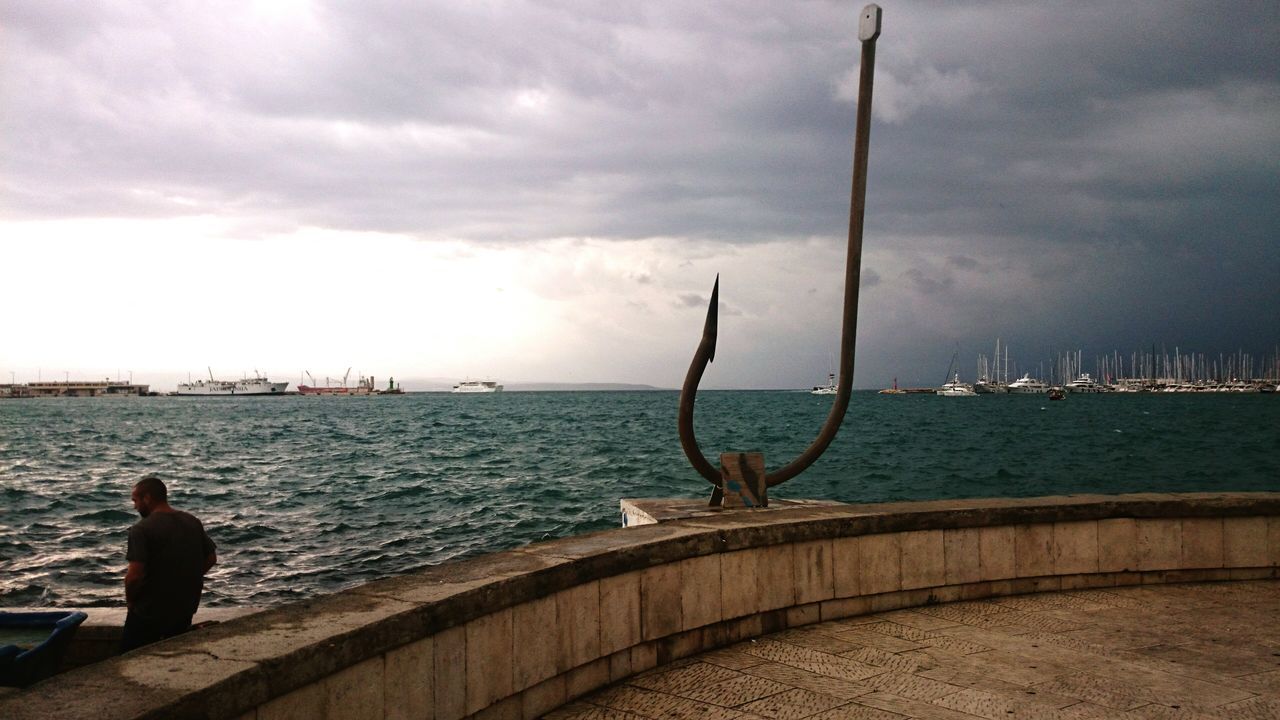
top-left (297, 371), bottom-right (403, 396)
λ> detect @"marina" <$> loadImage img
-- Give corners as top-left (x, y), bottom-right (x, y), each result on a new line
top-left (877, 343), bottom-right (1280, 395)
top-left (892, 376), bottom-right (1280, 395)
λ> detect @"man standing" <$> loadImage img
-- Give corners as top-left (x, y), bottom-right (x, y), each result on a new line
top-left (122, 475), bottom-right (217, 652)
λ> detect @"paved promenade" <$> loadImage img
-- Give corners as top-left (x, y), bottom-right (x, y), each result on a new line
top-left (555, 580), bottom-right (1280, 719)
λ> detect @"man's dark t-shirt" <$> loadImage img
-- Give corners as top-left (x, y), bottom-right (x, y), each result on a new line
top-left (126, 511), bottom-right (215, 624)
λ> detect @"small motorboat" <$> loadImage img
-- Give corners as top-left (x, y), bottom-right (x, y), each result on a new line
top-left (1048, 388), bottom-right (1066, 401)
top-left (0, 611), bottom-right (88, 687)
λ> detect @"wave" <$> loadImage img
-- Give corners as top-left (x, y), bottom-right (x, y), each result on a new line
top-left (70, 508), bottom-right (137, 523)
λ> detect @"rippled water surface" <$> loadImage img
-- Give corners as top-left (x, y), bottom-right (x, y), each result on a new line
top-left (1, 392), bottom-right (1276, 607)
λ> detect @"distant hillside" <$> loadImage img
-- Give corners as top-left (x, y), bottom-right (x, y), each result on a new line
top-left (504, 382), bottom-right (668, 392)
top-left (399, 378), bottom-right (668, 392)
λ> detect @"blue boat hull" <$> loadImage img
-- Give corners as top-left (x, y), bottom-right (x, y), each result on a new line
top-left (0, 611), bottom-right (89, 687)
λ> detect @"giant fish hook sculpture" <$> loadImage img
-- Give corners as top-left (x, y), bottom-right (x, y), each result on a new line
top-left (678, 5), bottom-right (882, 507)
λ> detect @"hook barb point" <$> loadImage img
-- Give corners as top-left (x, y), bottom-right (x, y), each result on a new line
top-left (704, 275), bottom-right (719, 363)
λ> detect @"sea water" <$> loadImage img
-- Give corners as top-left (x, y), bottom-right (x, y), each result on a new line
top-left (1, 391), bottom-right (1276, 607)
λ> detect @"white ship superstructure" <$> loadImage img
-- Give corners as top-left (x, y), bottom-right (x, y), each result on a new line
top-left (452, 380), bottom-right (503, 393)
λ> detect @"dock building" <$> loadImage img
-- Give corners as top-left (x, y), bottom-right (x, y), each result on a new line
top-left (0, 381), bottom-right (151, 398)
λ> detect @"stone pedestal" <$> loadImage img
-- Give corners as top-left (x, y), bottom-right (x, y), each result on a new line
top-left (619, 497), bottom-right (846, 527)
top-left (719, 452), bottom-right (767, 508)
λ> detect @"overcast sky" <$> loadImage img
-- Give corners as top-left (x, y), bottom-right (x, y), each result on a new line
top-left (2, 1), bottom-right (1277, 389)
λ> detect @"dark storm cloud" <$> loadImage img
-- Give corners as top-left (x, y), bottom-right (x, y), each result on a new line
top-left (1, 1), bottom-right (858, 240)
top-left (2, 1), bottom-right (1277, 385)
top-left (852, 4), bottom-right (1280, 383)
top-left (5, 2), bottom-right (1275, 241)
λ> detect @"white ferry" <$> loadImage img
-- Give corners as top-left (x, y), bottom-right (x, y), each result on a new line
top-left (1064, 373), bottom-right (1107, 393)
top-left (175, 373), bottom-right (288, 396)
top-left (1007, 374), bottom-right (1050, 394)
top-left (452, 380), bottom-right (503, 393)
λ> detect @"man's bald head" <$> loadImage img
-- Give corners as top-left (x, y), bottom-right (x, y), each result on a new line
top-left (132, 475), bottom-right (169, 517)
top-left (134, 475), bottom-right (167, 502)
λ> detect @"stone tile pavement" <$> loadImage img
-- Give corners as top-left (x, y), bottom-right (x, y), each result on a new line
top-left (548, 581), bottom-right (1280, 719)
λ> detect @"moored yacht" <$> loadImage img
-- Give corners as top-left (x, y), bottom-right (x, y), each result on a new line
top-left (1007, 374), bottom-right (1050, 394)
top-left (1064, 373), bottom-right (1107, 393)
top-left (936, 373), bottom-right (976, 397)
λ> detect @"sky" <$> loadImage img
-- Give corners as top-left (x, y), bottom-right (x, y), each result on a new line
top-left (2, 1), bottom-right (1277, 390)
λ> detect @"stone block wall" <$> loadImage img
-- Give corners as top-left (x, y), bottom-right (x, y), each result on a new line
top-left (3, 493), bottom-right (1278, 720)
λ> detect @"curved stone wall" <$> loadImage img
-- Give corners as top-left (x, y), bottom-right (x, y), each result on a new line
top-left (3, 493), bottom-right (1278, 720)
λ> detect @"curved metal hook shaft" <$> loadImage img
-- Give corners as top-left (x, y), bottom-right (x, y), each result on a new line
top-left (677, 275), bottom-right (721, 486)
top-left (678, 6), bottom-right (881, 491)
top-left (767, 21), bottom-right (878, 487)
